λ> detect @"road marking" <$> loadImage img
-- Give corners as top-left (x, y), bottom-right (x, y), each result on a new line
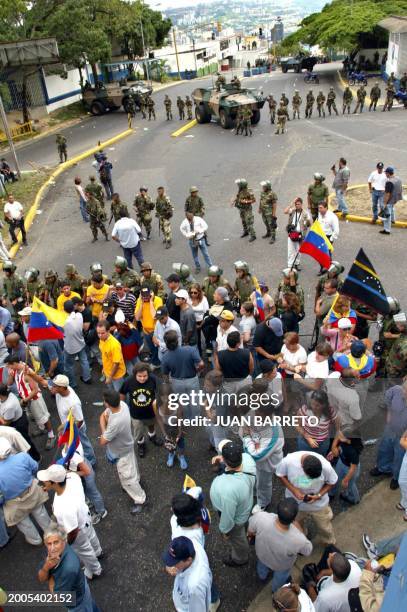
top-left (171, 119), bottom-right (197, 137)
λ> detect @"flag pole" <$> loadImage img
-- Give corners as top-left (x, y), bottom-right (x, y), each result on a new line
top-left (290, 250), bottom-right (300, 272)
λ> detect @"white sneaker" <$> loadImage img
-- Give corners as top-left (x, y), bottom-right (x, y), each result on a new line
top-left (83, 568), bottom-right (93, 579)
top-left (25, 537), bottom-right (43, 546)
top-left (209, 599), bottom-right (221, 612)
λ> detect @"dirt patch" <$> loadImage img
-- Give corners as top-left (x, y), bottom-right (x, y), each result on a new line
top-left (332, 185), bottom-right (407, 221)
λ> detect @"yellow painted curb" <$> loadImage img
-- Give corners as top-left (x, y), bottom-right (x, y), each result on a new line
top-left (328, 183), bottom-right (407, 228)
top-left (8, 128), bottom-right (134, 259)
top-left (171, 119), bottom-right (197, 137)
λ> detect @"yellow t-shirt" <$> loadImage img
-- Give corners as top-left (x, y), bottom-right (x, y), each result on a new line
top-left (99, 334), bottom-right (126, 379)
top-left (135, 296), bottom-right (163, 334)
top-left (56, 291), bottom-right (81, 312)
top-left (86, 284), bottom-right (111, 317)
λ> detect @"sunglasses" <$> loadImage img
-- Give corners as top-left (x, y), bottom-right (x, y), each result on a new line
top-left (190, 291), bottom-right (199, 295)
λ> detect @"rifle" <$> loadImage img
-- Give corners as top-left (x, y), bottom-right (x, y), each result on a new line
top-left (108, 213), bottom-right (114, 226)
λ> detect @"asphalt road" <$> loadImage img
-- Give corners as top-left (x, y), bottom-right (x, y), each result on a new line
top-left (1, 63), bottom-right (407, 611)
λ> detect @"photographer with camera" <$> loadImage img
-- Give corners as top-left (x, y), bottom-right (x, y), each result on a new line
top-left (284, 197), bottom-right (312, 271)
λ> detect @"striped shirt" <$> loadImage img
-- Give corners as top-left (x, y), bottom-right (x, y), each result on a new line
top-left (111, 292), bottom-right (136, 322)
top-left (14, 369), bottom-right (40, 401)
top-left (298, 404), bottom-right (337, 442)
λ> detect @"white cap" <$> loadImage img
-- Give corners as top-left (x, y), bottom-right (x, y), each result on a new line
top-left (53, 374), bottom-right (69, 387)
top-left (37, 464), bottom-right (67, 483)
top-left (217, 439), bottom-right (233, 453)
top-left (115, 308), bottom-right (125, 324)
top-left (0, 437), bottom-right (12, 459)
top-left (18, 307), bottom-right (32, 316)
top-left (174, 289), bottom-right (189, 301)
top-left (338, 317), bottom-right (352, 330)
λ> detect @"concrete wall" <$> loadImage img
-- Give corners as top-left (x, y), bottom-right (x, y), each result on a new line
top-left (386, 32), bottom-right (407, 77)
top-left (44, 68), bottom-right (82, 112)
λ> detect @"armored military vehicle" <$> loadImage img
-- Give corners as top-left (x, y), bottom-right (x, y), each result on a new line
top-left (280, 54), bottom-right (318, 74)
top-left (192, 84), bottom-right (265, 129)
top-left (82, 82), bottom-right (149, 115)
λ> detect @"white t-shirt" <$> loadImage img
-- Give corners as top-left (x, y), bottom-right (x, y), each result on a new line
top-left (172, 540), bottom-right (212, 612)
top-left (281, 344), bottom-right (307, 368)
top-left (52, 472), bottom-right (89, 532)
top-left (55, 387), bottom-right (84, 424)
top-left (4, 201), bottom-right (23, 220)
top-left (216, 324), bottom-right (240, 352)
top-left (315, 560), bottom-right (362, 612)
top-left (191, 297), bottom-right (209, 322)
top-left (170, 515), bottom-right (205, 548)
top-left (239, 316), bottom-right (257, 345)
top-left (306, 352), bottom-right (330, 378)
top-left (368, 170), bottom-right (386, 191)
top-left (276, 451), bottom-right (338, 512)
top-left (0, 392), bottom-right (23, 422)
top-left (112, 217), bottom-right (141, 248)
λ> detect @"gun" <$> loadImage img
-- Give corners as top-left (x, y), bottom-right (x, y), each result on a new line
top-left (158, 218), bottom-right (161, 238)
top-left (108, 213), bottom-right (114, 226)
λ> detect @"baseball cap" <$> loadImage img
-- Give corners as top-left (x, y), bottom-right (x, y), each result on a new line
top-left (163, 536), bottom-right (195, 567)
top-left (174, 289), bottom-right (189, 301)
top-left (266, 317), bottom-right (283, 336)
top-left (37, 464), bottom-right (67, 483)
top-left (115, 281), bottom-right (124, 289)
top-left (18, 306), bottom-right (32, 316)
top-left (350, 340), bottom-right (366, 358)
top-left (53, 374), bottom-right (69, 387)
top-left (0, 437), bottom-right (12, 459)
top-left (385, 166), bottom-right (394, 174)
top-left (376, 162), bottom-right (384, 169)
top-left (219, 309), bottom-right (234, 321)
top-left (155, 306), bottom-right (169, 319)
top-left (166, 273), bottom-right (180, 283)
top-left (141, 287), bottom-right (151, 296)
top-left (221, 440), bottom-right (243, 468)
top-left (338, 317), bottom-right (352, 330)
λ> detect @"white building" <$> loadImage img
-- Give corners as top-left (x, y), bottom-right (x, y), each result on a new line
top-left (379, 15), bottom-right (407, 79)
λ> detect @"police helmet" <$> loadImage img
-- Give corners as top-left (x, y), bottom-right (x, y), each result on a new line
top-left (65, 264), bottom-right (77, 275)
top-left (387, 296), bottom-right (401, 315)
top-left (140, 186), bottom-right (148, 192)
top-left (114, 256), bottom-right (127, 271)
top-left (235, 178), bottom-right (248, 187)
top-left (328, 261), bottom-right (345, 276)
top-left (2, 261), bottom-right (16, 273)
top-left (282, 268), bottom-right (298, 281)
top-left (24, 267), bottom-right (39, 281)
top-left (90, 262), bottom-right (103, 274)
top-left (172, 263), bottom-right (190, 279)
top-left (208, 265), bottom-right (223, 277)
top-left (140, 262), bottom-right (153, 272)
top-left (44, 269), bottom-right (57, 279)
top-left (313, 172), bottom-right (324, 181)
top-left (234, 261), bottom-right (249, 273)
top-left (260, 180), bottom-right (272, 190)
top-left (189, 186), bottom-right (198, 193)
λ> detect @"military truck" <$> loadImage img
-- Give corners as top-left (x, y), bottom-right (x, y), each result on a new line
top-left (280, 54), bottom-right (318, 74)
top-left (192, 84), bottom-right (265, 129)
top-left (82, 82), bottom-right (150, 116)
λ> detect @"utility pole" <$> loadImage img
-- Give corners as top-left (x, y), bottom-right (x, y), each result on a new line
top-left (0, 95), bottom-right (21, 180)
top-left (173, 28), bottom-right (181, 80)
top-left (140, 0), bottom-right (150, 84)
top-left (192, 38), bottom-right (198, 74)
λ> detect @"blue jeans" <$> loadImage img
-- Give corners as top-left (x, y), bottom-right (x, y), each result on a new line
top-left (371, 189), bottom-right (384, 219)
top-left (189, 238), bottom-right (212, 270)
top-left (143, 332), bottom-right (160, 366)
top-left (123, 243), bottom-right (144, 268)
top-left (335, 188), bottom-right (348, 213)
top-left (72, 578), bottom-right (100, 612)
top-left (171, 376), bottom-right (201, 420)
top-left (64, 347), bottom-right (91, 388)
top-left (102, 178), bottom-right (114, 200)
top-left (331, 457), bottom-right (360, 503)
top-left (83, 462), bottom-right (106, 514)
top-left (107, 377), bottom-right (125, 392)
top-left (79, 423), bottom-right (97, 468)
top-left (377, 532), bottom-right (406, 557)
top-left (297, 435), bottom-right (331, 457)
top-left (256, 560), bottom-right (291, 591)
top-left (399, 452), bottom-right (407, 509)
top-left (377, 434), bottom-right (405, 479)
top-left (0, 506), bottom-right (9, 547)
top-left (80, 196), bottom-right (90, 223)
top-left (383, 203), bottom-right (394, 233)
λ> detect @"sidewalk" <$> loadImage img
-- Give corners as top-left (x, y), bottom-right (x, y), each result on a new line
top-left (248, 480), bottom-right (405, 612)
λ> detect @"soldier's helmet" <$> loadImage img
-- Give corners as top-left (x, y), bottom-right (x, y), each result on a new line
top-left (172, 263), bottom-right (190, 279)
top-left (279, 101), bottom-right (284, 106)
top-left (2, 261), bottom-right (16, 273)
top-left (295, 90), bottom-right (299, 94)
top-left (234, 260), bottom-right (249, 273)
top-left (208, 265), bottom-right (223, 277)
top-left (140, 262), bottom-right (153, 272)
top-left (375, 81), bottom-right (379, 85)
top-left (24, 267), bottom-right (39, 281)
top-left (309, 89), bottom-right (313, 93)
top-left (314, 172), bottom-right (324, 181)
top-left (260, 180), bottom-right (272, 190)
top-left (328, 261), bottom-right (345, 276)
top-left (235, 178), bottom-right (248, 187)
top-left (65, 264), bottom-right (77, 275)
top-left (190, 186), bottom-right (198, 193)
top-left (140, 186), bottom-right (148, 192)
top-left (282, 268), bottom-right (298, 281)
top-left (90, 262), bottom-right (103, 274)
top-left (186, 95), bottom-right (190, 99)
top-left (387, 296), bottom-right (401, 315)
top-left (45, 269), bottom-right (57, 280)
top-left (114, 256), bottom-right (128, 271)
top-left (89, 175), bottom-right (96, 181)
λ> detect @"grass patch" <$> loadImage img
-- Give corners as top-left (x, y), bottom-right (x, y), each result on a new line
top-left (48, 101), bottom-right (88, 124)
top-left (0, 169), bottom-right (53, 246)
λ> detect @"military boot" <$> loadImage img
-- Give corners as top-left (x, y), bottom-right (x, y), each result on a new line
top-left (240, 230), bottom-right (249, 238)
top-left (262, 231), bottom-right (271, 239)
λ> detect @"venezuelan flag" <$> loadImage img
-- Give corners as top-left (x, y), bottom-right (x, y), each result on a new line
top-left (299, 220), bottom-right (333, 270)
top-left (182, 475), bottom-right (211, 534)
top-left (252, 276), bottom-right (265, 322)
top-left (57, 410), bottom-right (80, 466)
top-left (28, 297), bottom-right (68, 342)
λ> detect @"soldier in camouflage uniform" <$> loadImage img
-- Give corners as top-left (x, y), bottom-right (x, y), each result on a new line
top-left (316, 91), bottom-right (326, 117)
top-left (164, 95), bottom-right (173, 120)
top-left (110, 193), bottom-right (130, 223)
top-left (258, 180), bottom-right (278, 244)
top-left (234, 261), bottom-right (257, 306)
top-left (172, 263), bottom-right (195, 290)
top-left (139, 95), bottom-right (147, 119)
top-left (202, 265), bottom-right (233, 307)
top-left (353, 85), bottom-right (367, 114)
top-left (85, 176), bottom-right (105, 208)
top-left (292, 91), bottom-right (302, 119)
top-left (400, 72), bottom-right (407, 91)
top-left (85, 191), bottom-right (109, 243)
top-left (307, 173), bottom-right (329, 221)
top-left (377, 298), bottom-right (401, 375)
top-left (369, 82), bottom-right (381, 111)
top-left (382, 84), bottom-right (395, 112)
top-left (305, 90), bottom-right (315, 118)
top-left (65, 264), bottom-right (85, 296)
top-left (155, 186), bottom-right (174, 249)
top-left (387, 72), bottom-right (396, 88)
top-left (231, 75), bottom-right (241, 89)
top-left (88, 262), bottom-right (110, 288)
top-left (267, 95), bottom-right (277, 124)
top-left (342, 86), bottom-right (353, 114)
top-left (215, 73), bottom-right (226, 91)
top-left (2, 261), bottom-right (25, 318)
top-left (139, 262), bottom-right (164, 298)
top-left (274, 269), bottom-right (305, 317)
top-left (386, 313), bottom-right (407, 378)
top-left (327, 87), bottom-right (339, 116)
top-left (280, 93), bottom-right (289, 111)
top-left (177, 96), bottom-right (185, 120)
top-left (185, 96), bottom-right (193, 120)
top-left (134, 187), bottom-right (155, 240)
top-left (146, 96), bottom-right (156, 121)
top-left (24, 268), bottom-right (44, 302)
top-left (235, 107), bottom-right (244, 135)
top-left (232, 179), bottom-right (256, 242)
top-left (275, 101), bottom-right (289, 134)
top-left (185, 187), bottom-right (205, 216)
top-left (111, 256), bottom-right (140, 296)
top-left (56, 134), bottom-right (67, 163)
top-left (314, 261), bottom-right (344, 304)
top-left (242, 106), bottom-right (253, 136)
top-left (43, 269), bottom-right (60, 307)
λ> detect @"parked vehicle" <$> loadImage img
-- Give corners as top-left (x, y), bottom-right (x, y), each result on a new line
top-left (304, 71), bottom-right (320, 84)
top-left (192, 84), bottom-right (265, 129)
top-left (347, 71), bottom-right (368, 86)
top-left (82, 82), bottom-right (150, 115)
top-left (280, 54), bottom-right (318, 74)
top-left (395, 89), bottom-right (407, 108)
